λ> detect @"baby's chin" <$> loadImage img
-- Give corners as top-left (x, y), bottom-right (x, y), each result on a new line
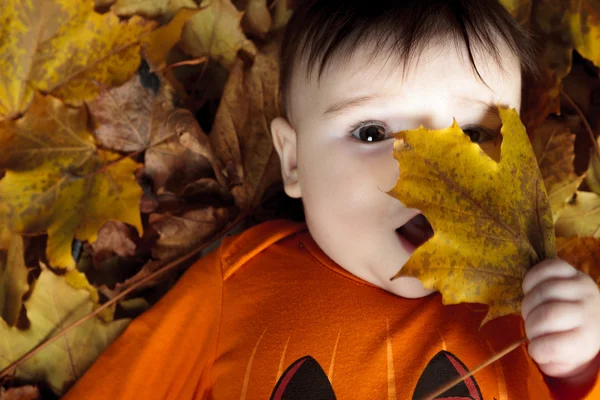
top-left (385, 276), bottom-right (437, 299)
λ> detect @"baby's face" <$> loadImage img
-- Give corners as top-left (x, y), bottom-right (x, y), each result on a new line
top-left (271, 40), bottom-right (521, 298)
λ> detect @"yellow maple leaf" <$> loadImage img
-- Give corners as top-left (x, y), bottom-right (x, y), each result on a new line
top-left (0, 263), bottom-right (130, 397)
top-left (180, 0), bottom-right (257, 70)
top-left (388, 106), bottom-right (556, 325)
top-left (0, 94), bottom-right (143, 269)
top-left (142, 7), bottom-right (202, 69)
top-left (0, 0), bottom-right (154, 121)
top-left (555, 190), bottom-right (600, 237)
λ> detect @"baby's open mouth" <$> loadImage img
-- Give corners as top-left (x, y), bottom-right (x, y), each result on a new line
top-left (396, 214), bottom-right (434, 248)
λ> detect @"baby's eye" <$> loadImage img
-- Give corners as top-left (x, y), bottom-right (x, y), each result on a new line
top-left (349, 121), bottom-right (391, 143)
top-left (462, 125), bottom-right (498, 143)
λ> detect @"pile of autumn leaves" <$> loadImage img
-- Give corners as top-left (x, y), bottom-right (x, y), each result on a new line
top-left (0, 0), bottom-right (599, 398)
top-left (0, 0), bottom-right (290, 397)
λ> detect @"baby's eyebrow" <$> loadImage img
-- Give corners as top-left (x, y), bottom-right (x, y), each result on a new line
top-left (322, 93), bottom-right (389, 118)
top-left (322, 94), bottom-right (502, 121)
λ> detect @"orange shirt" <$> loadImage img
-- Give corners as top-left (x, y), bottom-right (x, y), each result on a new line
top-left (63, 220), bottom-right (600, 399)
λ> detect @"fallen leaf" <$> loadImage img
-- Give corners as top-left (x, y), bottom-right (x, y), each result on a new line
top-left (0, 264), bottom-right (130, 397)
top-left (0, 234), bottom-right (29, 327)
top-left (500, 0), bottom-right (532, 25)
top-left (388, 106), bottom-right (556, 325)
top-left (0, 385), bottom-right (40, 400)
top-left (501, 0), bottom-right (600, 132)
top-left (143, 7), bottom-right (202, 69)
top-left (532, 118), bottom-right (584, 220)
top-left (88, 73), bottom-right (214, 192)
top-left (94, 0), bottom-right (116, 8)
top-left (89, 221), bottom-right (138, 264)
top-left (112, 0), bottom-right (169, 17)
top-left (210, 45), bottom-right (282, 208)
top-left (180, 0), bottom-right (257, 70)
top-left (0, 94), bottom-right (143, 269)
top-left (149, 205), bottom-right (229, 260)
top-left (240, 0), bottom-right (272, 38)
top-left (586, 140), bottom-right (600, 195)
top-left (556, 236), bottom-right (600, 286)
top-left (555, 190), bottom-right (600, 237)
top-left (0, 0), bottom-right (154, 121)
top-left (64, 268), bottom-right (117, 323)
top-left (270, 0), bottom-right (293, 32)
top-left (569, 1), bottom-right (600, 69)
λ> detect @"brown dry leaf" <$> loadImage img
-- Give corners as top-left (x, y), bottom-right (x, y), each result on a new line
top-left (531, 118), bottom-right (584, 220)
top-left (149, 206), bottom-right (229, 260)
top-left (557, 236), bottom-right (600, 286)
top-left (180, 0), bottom-right (257, 70)
top-left (97, 205), bottom-right (228, 298)
top-left (89, 221), bottom-right (138, 265)
top-left (210, 45), bottom-right (282, 209)
top-left (0, 0), bottom-right (155, 121)
top-left (143, 7), bottom-right (202, 69)
top-left (501, 0), bottom-right (600, 132)
top-left (0, 385), bottom-right (40, 400)
top-left (0, 234), bottom-right (29, 327)
top-left (0, 94), bottom-right (143, 269)
top-left (389, 106), bottom-right (556, 325)
top-left (586, 140), bottom-right (600, 195)
top-left (555, 191), bottom-right (600, 237)
top-left (89, 73), bottom-right (214, 193)
top-left (0, 264), bottom-right (130, 397)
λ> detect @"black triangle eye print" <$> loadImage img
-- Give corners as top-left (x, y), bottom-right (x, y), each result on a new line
top-left (270, 356), bottom-right (336, 400)
top-left (269, 351), bottom-right (482, 400)
top-left (413, 350), bottom-right (483, 400)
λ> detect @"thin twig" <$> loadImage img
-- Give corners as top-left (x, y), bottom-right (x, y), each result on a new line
top-left (0, 210), bottom-right (251, 380)
top-left (560, 89), bottom-right (600, 158)
top-left (158, 57), bottom-right (208, 74)
top-left (422, 337), bottom-right (527, 400)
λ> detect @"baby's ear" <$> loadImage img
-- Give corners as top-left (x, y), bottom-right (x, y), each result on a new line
top-left (271, 117), bottom-right (301, 198)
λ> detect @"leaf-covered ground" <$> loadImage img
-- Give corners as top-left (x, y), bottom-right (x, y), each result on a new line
top-left (0, 0), bottom-right (600, 398)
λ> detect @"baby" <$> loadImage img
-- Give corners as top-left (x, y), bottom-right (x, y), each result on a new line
top-left (63, 0), bottom-right (600, 398)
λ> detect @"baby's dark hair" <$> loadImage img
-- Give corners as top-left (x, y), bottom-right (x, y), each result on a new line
top-left (277, 0), bottom-right (539, 120)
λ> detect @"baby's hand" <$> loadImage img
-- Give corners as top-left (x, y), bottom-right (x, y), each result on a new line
top-left (521, 259), bottom-right (600, 379)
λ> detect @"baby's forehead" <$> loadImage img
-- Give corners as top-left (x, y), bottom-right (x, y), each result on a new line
top-left (287, 40), bottom-right (520, 126)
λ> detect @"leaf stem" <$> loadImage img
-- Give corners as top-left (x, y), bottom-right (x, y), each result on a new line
top-left (0, 210), bottom-right (251, 381)
top-left (560, 89), bottom-right (600, 158)
top-left (421, 337), bottom-right (527, 400)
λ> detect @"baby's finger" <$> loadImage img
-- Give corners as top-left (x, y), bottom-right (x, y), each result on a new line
top-left (524, 301), bottom-right (582, 341)
top-left (522, 259), bottom-right (577, 294)
top-left (528, 329), bottom-right (593, 375)
top-left (521, 277), bottom-right (585, 320)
